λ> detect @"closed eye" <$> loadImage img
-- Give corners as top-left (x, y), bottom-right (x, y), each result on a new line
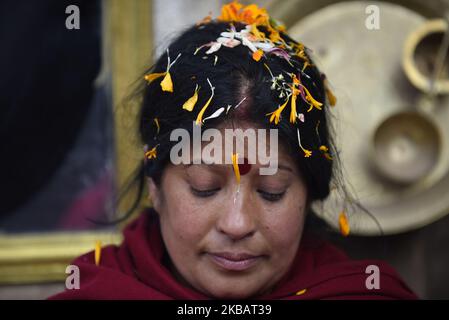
top-left (190, 187), bottom-right (220, 198)
top-left (257, 190), bottom-right (285, 202)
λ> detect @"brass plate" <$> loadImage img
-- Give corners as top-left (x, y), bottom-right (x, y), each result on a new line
top-left (289, 1), bottom-right (449, 235)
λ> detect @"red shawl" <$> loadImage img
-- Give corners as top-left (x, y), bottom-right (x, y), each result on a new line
top-left (49, 209), bottom-right (417, 300)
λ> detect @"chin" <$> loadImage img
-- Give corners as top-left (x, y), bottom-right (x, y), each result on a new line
top-left (204, 282), bottom-right (264, 300)
top-left (209, 290), bottom-right (256, 300)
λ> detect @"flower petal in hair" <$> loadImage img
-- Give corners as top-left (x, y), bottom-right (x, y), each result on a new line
top-left (296, 128), bottom-right (312, 158)
top-left (161, 49), bottom-right (182, 92)
top-left (289, 74), bottom-right (300, 123)
top-left (217, 37), bottom-right (241, 48)
top-left (182, 85), bottom-right (200, 111)
top-left (267, 47), bottom-right (292, 65)
top-left (154, 118), bottom-right (160, 134)
top-left (290, 92), bottom-right (298, 123)
top-left (144, 72), bottom-right (166, 83)
top-left (253, 41), bottom-right (274, 51)
top-left (299, 83), bottom-right (323, 112)
top-left (144, 49), bottom-right (181, 93)
top-left (319, 145), bottom-right (333, 161)
top-left (195, 78), bottom-right (215, 126)
top-left (160, 72), bottom-right (173, 92)
top-left (206, 42), bottom-right (222, 54)
top-left (252, 49), bottom-right (264, 61)
top-left (194, 42), bottom-right (214, 55)
top-left (145, 144), bottom-right (159, 160)
top-left (203, 107), bottom-right (225, 122)
top-left (266, 95), bottom-right (290, 125)
top-left (240, 34), bottom-right (258, 52)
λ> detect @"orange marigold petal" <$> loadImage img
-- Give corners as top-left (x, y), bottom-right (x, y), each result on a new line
top-left (339, 211), bottom-right (350, 237)
top-left (252, 49), bottom-right (264, 62)
top-left (94, 240), bottom-right (102, 266)
top-left (144, 72), bottom-right (166, 83)
top-left (232, 153), bottom-right (241, 185)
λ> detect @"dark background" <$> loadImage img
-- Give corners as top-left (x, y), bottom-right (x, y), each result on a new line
top-left (0, 0), bottom-right (114, 232)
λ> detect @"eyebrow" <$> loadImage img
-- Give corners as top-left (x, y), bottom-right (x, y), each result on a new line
top-left (184, 162), bottom-right (293, 173)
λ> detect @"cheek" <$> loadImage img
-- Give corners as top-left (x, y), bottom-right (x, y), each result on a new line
top-left (263, 209), bottom-right (304, 249)
top-left (260, 193), bottom-right (307, 250)
top-left (159, 182), bottom-right (212, 246)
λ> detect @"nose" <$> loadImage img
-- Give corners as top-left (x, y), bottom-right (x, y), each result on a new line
top-left (216, 191), bottom-right (256, 241)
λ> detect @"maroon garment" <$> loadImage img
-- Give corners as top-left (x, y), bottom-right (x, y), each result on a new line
top-left (50, 209), bottom-right (418, 300)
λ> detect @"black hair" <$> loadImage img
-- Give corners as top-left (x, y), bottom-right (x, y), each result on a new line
top-left (112, 21), bottom-right (376, 235)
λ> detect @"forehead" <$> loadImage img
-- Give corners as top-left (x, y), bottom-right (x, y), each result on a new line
top-left (209, 119), bottom-right (290, 153)
top-left (168, 119), bottom-right (298, 175)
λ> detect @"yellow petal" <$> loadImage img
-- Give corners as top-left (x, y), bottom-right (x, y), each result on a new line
top-left (154, 118), bottom-right (160, 134)
top-left (250, 24), bottom-right (266, 40)
top-left (195, 96), bottom-right (213, 125)
top-left (295, 289), bottom-right (307, 296)
top-left (326, 88), bottom-right (337, 106)
top-left (144, 72), bottom-right (166, 83)
top-left (252, 49), bottom-right (264, 62)
top-left (182, 86), bottom-right (199, 111)
top-left (269, 112), bottom-right (276, 124)
top-left (319, 145), bottom-right (333, 160)
top-left (269, 30), bottom-right (282, 43)
top-left (296, 128), bottom-right (312, 158)
top-left (339, 211), bottom-right (350, 237)
top-left (266, 97), bottom-right (289, 124)
top-left (94, 240), bottom-right (102, 266)
top-left (195, 80), bottom-right (214, 126)
top-left (303, 149), bottom-right (312, 157)
top-left (302, 62), bottom-right (309, 72)
top-left (160, 72), bottom-right (173, 92)
top-left (145, 146), bottom-right (158, 160)
top-left (302, 85), bottom-right (322, 112)
top-left (232, 153), bottom-right (241, 185)
top-left (290, 93), bottom-right (297, 123)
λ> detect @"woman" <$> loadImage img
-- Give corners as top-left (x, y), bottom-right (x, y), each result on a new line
top-left (50, 2), bottom-right (417, 300)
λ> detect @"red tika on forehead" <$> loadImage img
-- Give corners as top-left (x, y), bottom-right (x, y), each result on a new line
top-left (238, 157), bottom-right (251, 175)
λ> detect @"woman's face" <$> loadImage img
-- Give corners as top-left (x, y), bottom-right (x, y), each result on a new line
top-left (148, 122), bottom-right (308, 299)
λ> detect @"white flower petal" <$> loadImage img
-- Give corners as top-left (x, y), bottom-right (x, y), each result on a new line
top-left (241, 36), bottom-right (257, 52)
top-left (203, 107), bottom-right (225, 122)
top-left (254, 42), bottom-right (274, 50)
top-left (220, 31), bottom-right (235, 38)
top-left (217, 37), bottom-right (241, 48)
top-left (206, 42), bottom-right (222, 54)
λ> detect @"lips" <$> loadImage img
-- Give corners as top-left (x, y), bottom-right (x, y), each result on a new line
top-left (207, 252), bottom-right (263, 271)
